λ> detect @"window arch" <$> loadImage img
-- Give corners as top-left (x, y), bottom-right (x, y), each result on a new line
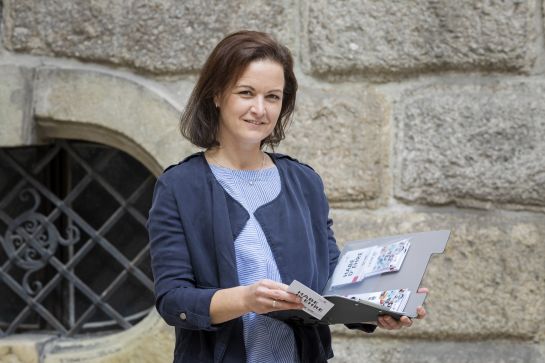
top-left (0, 139), bottom-right (155, 336)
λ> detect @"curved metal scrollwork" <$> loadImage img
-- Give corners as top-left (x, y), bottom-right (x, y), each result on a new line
top-left (0, 141), bottom-right (155, 337)
top-left (2, 188), bottom-right (80, 295)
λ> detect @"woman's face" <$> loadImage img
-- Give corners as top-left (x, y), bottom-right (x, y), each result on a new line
top-left (215, 59), bottom-right (284, 149)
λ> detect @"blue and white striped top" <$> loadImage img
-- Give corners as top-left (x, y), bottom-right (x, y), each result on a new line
top-left (210, 164), bottom-right (299, 363)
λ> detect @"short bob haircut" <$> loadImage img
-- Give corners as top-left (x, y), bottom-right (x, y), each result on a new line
top-left (180, 30), bottom-right (298, 149)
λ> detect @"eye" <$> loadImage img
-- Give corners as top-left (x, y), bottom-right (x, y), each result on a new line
top-left (267, 94), bottom-right (282, 101)
top-left (237, 90), bottom-right (252, 96)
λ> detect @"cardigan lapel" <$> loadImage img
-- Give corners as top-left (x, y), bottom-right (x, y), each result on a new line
top-left (254, 154), bottom-right (316, 290)
top-left (203, 156), bottom-right (249, 289)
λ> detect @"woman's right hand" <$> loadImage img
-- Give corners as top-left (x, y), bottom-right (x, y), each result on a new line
top-left (242, 279), bottom-right (304, 314)
top-left (210, 279), bottom-right (304, 324)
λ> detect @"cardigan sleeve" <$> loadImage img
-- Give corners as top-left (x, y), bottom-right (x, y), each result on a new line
top-left (311, 169), bottom-right (340, 280)
top-left (147, 177), bottom-right (220, 331)
top-left (326, 217), bottom-right (340, 278)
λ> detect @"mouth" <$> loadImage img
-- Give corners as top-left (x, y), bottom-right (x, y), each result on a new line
top-left (243, 119), bottom-right (266, 125)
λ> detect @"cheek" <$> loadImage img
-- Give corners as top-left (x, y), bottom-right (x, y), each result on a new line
top-left (223, 97), bottom-right (249, 116)
top-left (269, 105), bottom-right (283, 121)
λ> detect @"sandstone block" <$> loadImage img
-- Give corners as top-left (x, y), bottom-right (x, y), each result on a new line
top-left (3, 0), bottom-right (296, 74)
top-left (3, 0), bottom-right (119, 59)
top-left (306, 0), bottom-right (535, 76)
top-left (330, 337), bottom-right (544, 363)
top-left (0, 335), bottom-right (51, 363)
top-left (329, 209), bottom-right (545, 339)
top-left (33, 68), bottom-right (194, 173)
top-left (394, 81), bottom-right (545, 210)
top-left (42, 311), bottom-right (174, 363)
top-left (118, 0), bottom-right (296, 73)
top-left (277, 84), bottom-right (388, 204)
top-left (0, 65), bottom-right (33, 147)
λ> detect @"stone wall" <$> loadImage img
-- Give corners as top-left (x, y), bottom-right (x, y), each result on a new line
top-left (1, 1), bottom-right (544, 362)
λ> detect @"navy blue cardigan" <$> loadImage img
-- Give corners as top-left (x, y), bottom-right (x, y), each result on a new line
top-left (147, 152), bottom-right (373, 362)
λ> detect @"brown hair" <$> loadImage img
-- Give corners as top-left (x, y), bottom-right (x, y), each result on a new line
top-left (179, 30), bottom-right (298, 149)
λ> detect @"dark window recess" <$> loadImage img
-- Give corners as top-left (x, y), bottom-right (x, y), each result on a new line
top-left (0, 140), bottom-right (156, 336)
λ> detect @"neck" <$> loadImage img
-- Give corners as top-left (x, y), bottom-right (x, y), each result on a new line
top-left (207, 144), bottom-right (265, 170)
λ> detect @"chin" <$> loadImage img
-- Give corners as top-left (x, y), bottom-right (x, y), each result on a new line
top-left (239, 130), bottom-right (273, 143)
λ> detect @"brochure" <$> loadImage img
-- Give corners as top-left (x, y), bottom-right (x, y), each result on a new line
top-left (346, 289), bottom-right (411, 313)
top-left (330, 239), bottom-right (411, 288)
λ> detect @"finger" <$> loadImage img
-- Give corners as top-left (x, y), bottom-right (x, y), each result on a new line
top-left (377, 316), bottom-right (390, 330)
top-left (378, 315), bottom-right (399, 330)
top-left (259, 279), bottom-right (290, 291)
top-left (399, 316), bottom-right (413, 327)
top-left (416, 306), bottom-right (427, 319)
top-left (256, 284), bottom-right (296, 303)
top-left (381, 318), bottom-right (397, 330)
top-left (254, 284), bottom-right (289, 300)
top-left (270, 290), bottom-right (302, 304)
top-left (271, 299), bottom-right (304, 311)
top-left (387, 316), bottom-right (403, 329)
top-left (417, 287), bottom-right (429, 294)
top-left (274, 294), bottom-right (304, 310)
top-left (256, 280), bottom-right (304, 306)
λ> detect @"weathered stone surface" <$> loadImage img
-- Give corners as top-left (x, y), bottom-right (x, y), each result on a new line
top-left (329, 209), bottom-right (545, 339)
top-left (3, 0), bottom-right (296, 74)
top-left (330, 337), bottom-right (544, 363)
top-left (394, 81), bottom-right (545, 210)
top-left (277, 84), bottom-right (388, 204)
top-left (0, 65), bottom-right (34, 147)
top-left (33, 68), bottom-right (195, 174)
top-left (119, 0), bottom-right (296, 73)
top-left (42, 311), bottom-right (174, 363)
top-left (0, 0), bottom-right (4, 40)
top-left (3, 0), bottom-right (119, 59)
top-left (0, 335), bottom-right (50, 363)
top-left (306, 0), bottom-right (535, 76)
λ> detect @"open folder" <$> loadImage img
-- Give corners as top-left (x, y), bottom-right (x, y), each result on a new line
top-left (271, 230), bottom-right (450, 325)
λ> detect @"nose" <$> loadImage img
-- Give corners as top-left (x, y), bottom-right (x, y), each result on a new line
top-left (250, 96), bottom-right (266, 118)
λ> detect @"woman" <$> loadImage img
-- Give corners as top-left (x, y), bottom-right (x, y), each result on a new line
top-left (147, 30), bottom-right (425, 363)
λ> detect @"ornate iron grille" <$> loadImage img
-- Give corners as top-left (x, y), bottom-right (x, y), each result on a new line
top-left (0, 140), bottom-right (155, 336)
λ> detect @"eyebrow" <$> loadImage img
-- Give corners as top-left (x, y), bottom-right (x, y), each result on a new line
top-left (235, 85), bottom-right (283, 93)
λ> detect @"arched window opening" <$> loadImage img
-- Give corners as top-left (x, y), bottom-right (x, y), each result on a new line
top-left (0, 140), bottom-right (155, 336)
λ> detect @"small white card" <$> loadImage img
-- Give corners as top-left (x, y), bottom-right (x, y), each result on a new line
top-left (288, 280), bottom-right (334, 319)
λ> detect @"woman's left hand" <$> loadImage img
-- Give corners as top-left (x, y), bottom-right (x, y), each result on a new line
top-left (377, 287), bottom-right (428, 330)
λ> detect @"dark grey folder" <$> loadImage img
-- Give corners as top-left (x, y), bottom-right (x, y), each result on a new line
top-left (272, 230), bottom-right (450, 325)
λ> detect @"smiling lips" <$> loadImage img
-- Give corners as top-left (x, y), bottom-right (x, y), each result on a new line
top-left (244, 119), bottom-right (266, 125)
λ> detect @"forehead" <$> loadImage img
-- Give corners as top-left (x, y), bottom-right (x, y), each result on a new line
top-left (235, 60), bottom-right (284, 90)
